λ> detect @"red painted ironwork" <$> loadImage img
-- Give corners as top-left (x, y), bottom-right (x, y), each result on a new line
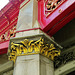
top-left (0, 48), bottom-right (8, 55)
top-left (0, 25), bottom-right (16, 42)
top-left (0, 41), bottom-right (9, 55)
top-left (0, 0), bottom-right (24, 54)
top-left (38, 0), bottom-right (75, 34)
top-left (45, 0), bottom-right (67, 17)
top-left (48, 9), bottom-right (75, 36)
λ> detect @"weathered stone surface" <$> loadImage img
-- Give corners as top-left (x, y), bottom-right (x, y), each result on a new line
top-left (40, 55), bottom-right (54, 75)
top-left (16, 29), bottom-right (43, 37)
top-left (16, 0), bottom-right (40, 31)
top-left (0, 61), bottom-right (13, 75)
top-left (55, 60), bottom-right (75, 75)
top-left (3, 70), bottom-right (13, 75)
top-left (0, 61), bottom-right (13, 73)
top-left (13, 54), bottom-right (54, 75)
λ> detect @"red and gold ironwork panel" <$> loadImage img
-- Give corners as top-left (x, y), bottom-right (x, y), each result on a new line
top-left (0, 25), bottom-right (16, 42)
top-left (38, 0), bottom-right (75, 36)
top-left (45, 0), bottom-right (66, 17)
top-left (0, 0), bottom-right (25, 55)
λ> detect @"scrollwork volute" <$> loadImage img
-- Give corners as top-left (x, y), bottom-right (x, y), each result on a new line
top-left (8, 38), bottom-right (60, 63)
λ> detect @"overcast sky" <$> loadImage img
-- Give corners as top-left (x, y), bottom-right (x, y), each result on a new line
top-left (0, 0), bottom-right (9, 10)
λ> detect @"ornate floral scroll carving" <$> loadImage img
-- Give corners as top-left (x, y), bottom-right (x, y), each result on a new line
top-left (0, 25), bottom-right (16, 42)
top-left (45, 0), bottom-right (67, 16)
top-left (54, 51), bottom-right (75, 69)
top-left (8, 38), bottom-right (60, 63)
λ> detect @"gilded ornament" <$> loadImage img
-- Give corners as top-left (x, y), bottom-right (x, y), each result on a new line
top-left (8, 38), bottom-right (60, 63)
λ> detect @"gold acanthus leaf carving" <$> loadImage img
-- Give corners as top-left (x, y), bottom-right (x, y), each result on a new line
top-left (8, 38), bottom-right (60, 63)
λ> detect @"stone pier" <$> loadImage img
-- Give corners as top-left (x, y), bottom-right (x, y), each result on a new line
top-left (8, 0), bottom-right (62, 75)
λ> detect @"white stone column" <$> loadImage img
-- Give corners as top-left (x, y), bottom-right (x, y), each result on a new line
top-left (16, 0), bottom-right (40, 31)
top-left (8, 0), bottom-right (62, 75)
top-left (16, 0), bottom-right (42, 38)
top-left (13, 54), bottom-right (54, 75)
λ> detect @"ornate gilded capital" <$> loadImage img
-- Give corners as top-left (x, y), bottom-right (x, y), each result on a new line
top-left (8, 38), bottom-right (60, 63)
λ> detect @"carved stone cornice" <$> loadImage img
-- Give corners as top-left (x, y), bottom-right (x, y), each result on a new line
top-left (8, 38), bottom-right (60, 63)
top-left (54, 46), bottom-right (75, 69)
